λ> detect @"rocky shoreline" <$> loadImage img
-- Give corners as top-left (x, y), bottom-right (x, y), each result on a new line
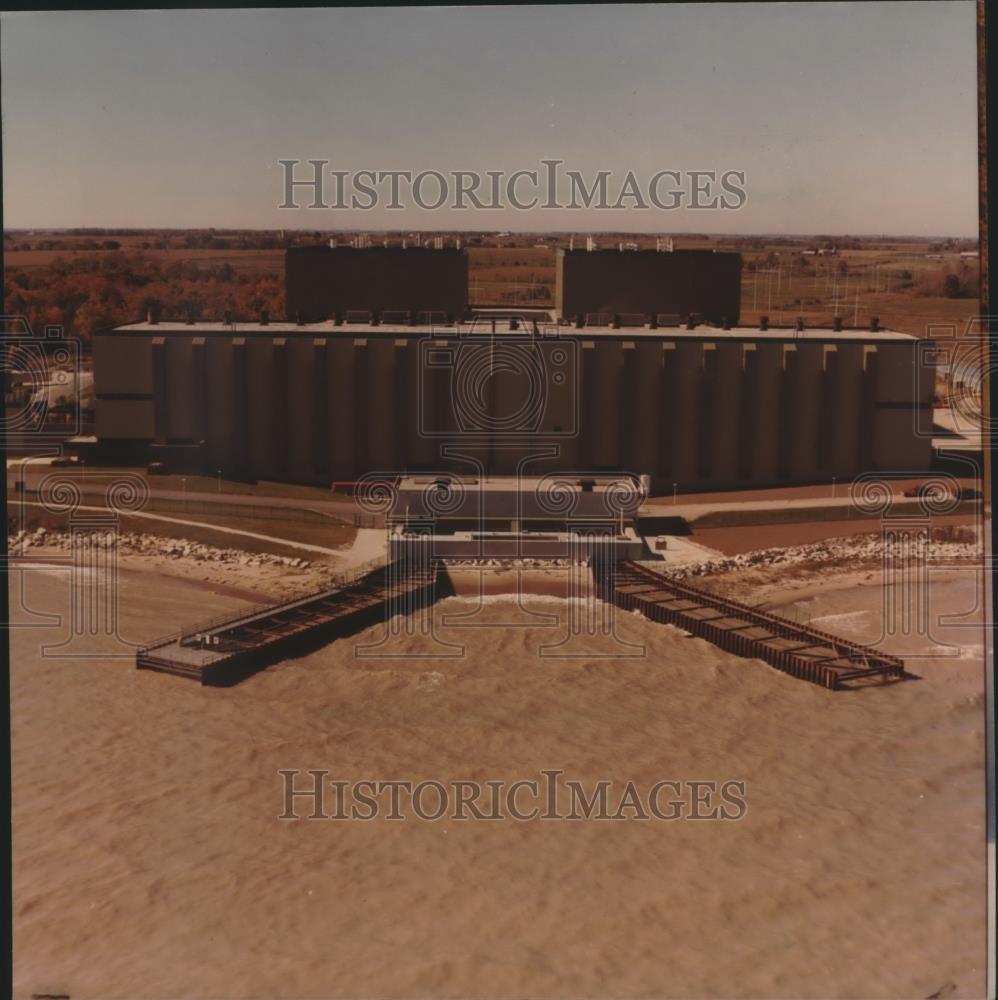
top-left (657, 528), bottom-right (980, 579)
top-left (9, 525), bottom-right (983, 602)
top-left (9, 527), bottom-right (316, 570)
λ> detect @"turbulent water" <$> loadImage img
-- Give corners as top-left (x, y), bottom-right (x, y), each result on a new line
top-left (9, 563), bottom-right (988, 999)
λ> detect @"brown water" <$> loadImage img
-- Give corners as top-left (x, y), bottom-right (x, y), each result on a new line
top-left (10, 562), bottom-right (988, 999)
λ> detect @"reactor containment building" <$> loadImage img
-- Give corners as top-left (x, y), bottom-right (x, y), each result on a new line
top-left (92, 245), bottom-right (933, 491)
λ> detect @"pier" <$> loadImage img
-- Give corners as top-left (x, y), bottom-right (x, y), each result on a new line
top-left (137, 556), bottom-right (905, 690)
top-left (136, 558), bottom-right (441, 684)
top-left (606, 561), bottom-right (905, 689)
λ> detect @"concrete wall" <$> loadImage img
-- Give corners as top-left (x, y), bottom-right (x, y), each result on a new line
top-left (285, 246), bottom-right (468, 322)
top-left (93, 327), bottom-right (932, 488)
top-left (870, 342), bottom-right (934, 470)
top-left (555, 250), bottom-right (742, 325)
top-left (93, 334), bottom-right (155, 440)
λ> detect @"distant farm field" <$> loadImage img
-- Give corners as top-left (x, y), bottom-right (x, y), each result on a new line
top-left (467, 247), bottom-right (555, 306)
top-left (3, 233), bottom-right (979, 353)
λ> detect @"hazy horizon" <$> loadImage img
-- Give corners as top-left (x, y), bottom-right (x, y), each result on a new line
top-left (1, 226), bottom-right (980, 240)
top-left (2, 3), bottom-right (980, 236)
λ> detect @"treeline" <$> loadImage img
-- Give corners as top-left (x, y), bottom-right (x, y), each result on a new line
top-left (4, 228), bottom-right (310, 252)
top-left (7, 238), bottom-right (122, 251)
top-left (3, 252), bottom-right (284, 347)
top-left (6, 234), bottom-right (287, 252)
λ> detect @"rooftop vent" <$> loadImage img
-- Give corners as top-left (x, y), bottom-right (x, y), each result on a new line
top-left (381, 310), bottom-right (411, 326)
top-left (870, 316), bottom-right (880, 332)
top-left (146, 303), bottom-right (160, 325)
top-left (617, 313), bottom-right (647, 328)
top-left (759, 315), bottom-right (769, 331)
top-left (416, 310), bottom-right (446, 326)
top-left (833, 315), bottom-right (843, 332)
top-left (260, 309), bottom-right (269, 326)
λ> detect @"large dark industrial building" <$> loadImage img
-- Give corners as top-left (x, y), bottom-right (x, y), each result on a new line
top-left (92, 245), bottom-right (933, 491)
top-left (285, 245), bottom-right (467, 322)
top-left (555, 248), bottom-right (742, 325)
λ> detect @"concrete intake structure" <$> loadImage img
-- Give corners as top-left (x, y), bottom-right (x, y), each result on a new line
top-left (93, 316), bottom-right (933, 491)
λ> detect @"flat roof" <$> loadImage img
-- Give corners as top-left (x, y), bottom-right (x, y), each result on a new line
top-left (396, 473), bottom-right (643, 493)
top-left (390, 473), bottom-right (645, 520)
top-left (106, 320), bottom-right (920, 343)
top-left (287, 244), bottom-right (464, 255)
top-left (557, 247), bottom-right (739, 258)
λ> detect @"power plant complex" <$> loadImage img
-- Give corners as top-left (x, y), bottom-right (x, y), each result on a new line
top-left (95, 240), bottom-right (931, 690)
top-left (92, 244), bottom-right (933, 492)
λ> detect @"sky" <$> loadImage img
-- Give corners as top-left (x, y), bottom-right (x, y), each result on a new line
top-left (0, 3), bottom-right (980, 236)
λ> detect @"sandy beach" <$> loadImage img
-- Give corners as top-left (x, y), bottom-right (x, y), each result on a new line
top-left (9, 541), bottom-right (988, 999)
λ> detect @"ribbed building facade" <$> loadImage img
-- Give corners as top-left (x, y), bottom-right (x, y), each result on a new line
top-left (93, 317), bottom-right (933, 490)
